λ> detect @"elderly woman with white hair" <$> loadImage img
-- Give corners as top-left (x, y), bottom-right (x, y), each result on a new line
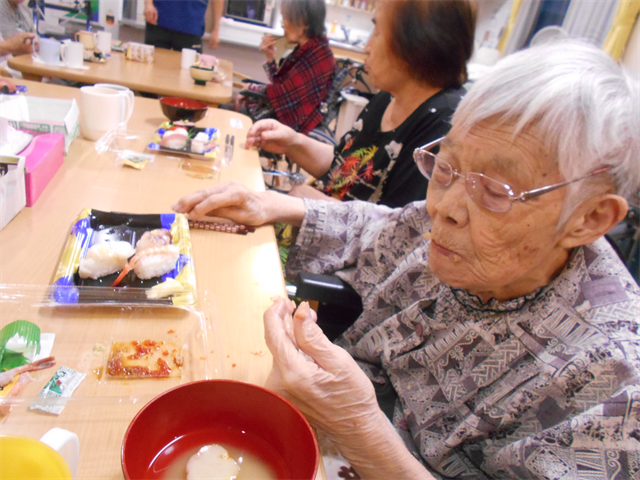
top-left (173, 41), bottom-right (640, 479)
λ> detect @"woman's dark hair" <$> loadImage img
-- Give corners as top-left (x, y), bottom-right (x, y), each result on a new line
top-left (280, 0), bottom-right (327, 39)
top-left (386, 0), bottom-right (476, 88)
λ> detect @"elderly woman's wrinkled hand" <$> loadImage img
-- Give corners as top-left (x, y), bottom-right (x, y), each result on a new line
top-left (264, 298), bottom-right (381, 441)
top-left (245, 119), bottom-right (298, 154)
top-left (259, 34), bottom-right (276, 63)
top-left (171, 182), bottom-right (270, 225)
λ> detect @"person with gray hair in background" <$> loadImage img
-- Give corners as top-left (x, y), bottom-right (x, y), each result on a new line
top-left (0, 0), bottom-right (33, 40)
top-left (174, 41), bottom-right (640, 479)
top-left (229, 0), bottom-right (336, 135)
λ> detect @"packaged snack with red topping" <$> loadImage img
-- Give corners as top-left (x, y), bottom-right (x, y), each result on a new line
top-left (106, 340), bottom-right (183, 379)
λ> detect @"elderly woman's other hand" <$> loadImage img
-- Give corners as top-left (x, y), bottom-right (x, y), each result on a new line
top-left (245, 119), bottom-right (299, 153)
top-left (264, 298), bottom-right (433, 479)
top-left (172, 182), bottom-right (306, 226)
top-left (264, 299), bottom-right (380, 435)
top-left (172, 182), bottom-right (272, 224)
top-left (259, 34), bottom-right (276, 63)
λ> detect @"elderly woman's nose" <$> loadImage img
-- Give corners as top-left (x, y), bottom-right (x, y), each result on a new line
top-left (433, 181), bottom-right (469, 226)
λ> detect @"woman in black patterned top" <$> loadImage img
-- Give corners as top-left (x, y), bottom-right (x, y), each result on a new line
top-left (315, 88), bottom-right (464, 207)
top-left (247, 0), bottom-right (475, 208)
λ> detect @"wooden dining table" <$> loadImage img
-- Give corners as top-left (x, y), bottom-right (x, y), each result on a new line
top-left (0, 79), bottom-right (326, 479)
top-left (7, 48), bottom-right (234, 105)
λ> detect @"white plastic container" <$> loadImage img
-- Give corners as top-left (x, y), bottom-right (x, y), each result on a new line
top-left (0, 155), bottom-right (26, 231)
top-left (335, 92), bottom-right (369, 140)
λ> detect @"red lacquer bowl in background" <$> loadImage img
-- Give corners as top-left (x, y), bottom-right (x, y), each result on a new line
top-left (159, 97), bottom-right (208, 123)
top-left (121, 380), bottom-right (319, 480)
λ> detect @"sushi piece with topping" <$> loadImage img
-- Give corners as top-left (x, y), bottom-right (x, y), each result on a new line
top-left (78, 241), bottom-right (136, 279)
top-left (136, 228), bottom-right (172, 251)
top-left (160, 129), bottom-right (189, 150)
top-left (112, 244), bottom-right (180, 286)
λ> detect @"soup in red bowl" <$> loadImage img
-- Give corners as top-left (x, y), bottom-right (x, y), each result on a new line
top-left (122, 380), bottom-right (318, 480)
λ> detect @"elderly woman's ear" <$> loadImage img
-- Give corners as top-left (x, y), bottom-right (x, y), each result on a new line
top-left (559, 194), bottom-right (628, 249)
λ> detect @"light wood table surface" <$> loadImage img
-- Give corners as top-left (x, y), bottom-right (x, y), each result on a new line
top-left (7, 48), bottom-right (233, 105)
top-left (0, 79), bottom-right (321, 479)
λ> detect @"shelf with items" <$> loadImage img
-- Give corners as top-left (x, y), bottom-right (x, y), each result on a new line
top-left (326, 0), bottom-right (376, 14)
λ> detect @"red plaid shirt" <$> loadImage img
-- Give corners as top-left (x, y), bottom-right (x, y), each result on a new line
top-left (264, 36), bottom-right (336, 134)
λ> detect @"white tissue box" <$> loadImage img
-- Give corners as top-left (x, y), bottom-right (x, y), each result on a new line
top-left (0, 95), bottom-right (80, 154)
top-left (0, 155), bottom-right (26, 231)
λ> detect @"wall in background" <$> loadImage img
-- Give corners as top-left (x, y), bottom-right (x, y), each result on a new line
top-left (119, 25), bottom-right (270, 82)
top-left (622, 16), bottom-right (639, 78)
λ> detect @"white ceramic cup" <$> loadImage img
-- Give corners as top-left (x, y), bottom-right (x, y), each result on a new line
top-left (80, 86), bottom-right (134, 141)
top-left (181, 48), bottom-right (200, 69)
top-left (40, 428), bottom-right (79, 480)
top-left (96, 31), bottom-right (111, 54)
top-left (35, 37), bottom-right (62, 65)
top-left (93, 83), bottom-right (135, 123)
top-left (61, 41), bottom-right (84, 68)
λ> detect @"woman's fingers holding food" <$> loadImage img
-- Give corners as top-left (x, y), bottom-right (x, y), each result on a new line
top-left (264, 297), bottom-right (304, 367)
top-left (245, 119), bottom-right (280, 149)
top-left (292, 303), bottom-right (353, 373)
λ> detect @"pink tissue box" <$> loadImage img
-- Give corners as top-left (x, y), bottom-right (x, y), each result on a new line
top-left (19, 133), bottom-right (65, 207)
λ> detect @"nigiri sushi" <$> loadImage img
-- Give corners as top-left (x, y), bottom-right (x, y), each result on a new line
top-left (112, 244), bottom-right (180, 286)
top-left (136, 229), bottom-right (172, 251)
top-left (78, 241), bottom-right (136, 279)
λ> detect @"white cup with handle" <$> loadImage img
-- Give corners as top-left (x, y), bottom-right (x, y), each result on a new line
top-left (0, 428), bottom-right (79, 480)
top-left (40, 428), bottom-right (80, 479)
top-left (93, 83), bottom-right (135, 125)
top-left (80, 86), bottom-right (134, 141)
top-left (96, 31), bottom-right (111, 54)
top-left (34, 37), bottom-right (62, 65)
top-left (61, 41), bottom-right (84, 68)
top-left (181, 48), bottom-right (200, 69)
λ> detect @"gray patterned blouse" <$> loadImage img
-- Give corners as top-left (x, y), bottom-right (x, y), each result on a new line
top-left (287, 199), bottom-right (640, 480)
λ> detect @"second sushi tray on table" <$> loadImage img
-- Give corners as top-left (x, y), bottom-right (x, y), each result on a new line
top-left (147, 122), bottom-right (221, 160)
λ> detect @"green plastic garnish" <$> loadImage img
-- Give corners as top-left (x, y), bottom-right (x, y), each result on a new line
top-left (0, 320), bottom-right (41, 370)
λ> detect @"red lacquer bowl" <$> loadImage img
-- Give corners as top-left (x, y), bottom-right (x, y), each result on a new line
top-left (121, 380), bottom-right (319, 480)
top-left (159, 97), bottom-right (208, 123)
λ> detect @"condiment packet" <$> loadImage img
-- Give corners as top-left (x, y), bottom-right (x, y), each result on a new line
top-left (120, 149), bottom-right (154, 170)
top-left (29, 366), bottom-right (86, 415)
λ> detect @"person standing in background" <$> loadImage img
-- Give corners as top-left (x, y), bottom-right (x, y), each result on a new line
top-left (0, 0), bottom-right (34, 40)
top-left (144, 0), bottom-right (224, 52)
